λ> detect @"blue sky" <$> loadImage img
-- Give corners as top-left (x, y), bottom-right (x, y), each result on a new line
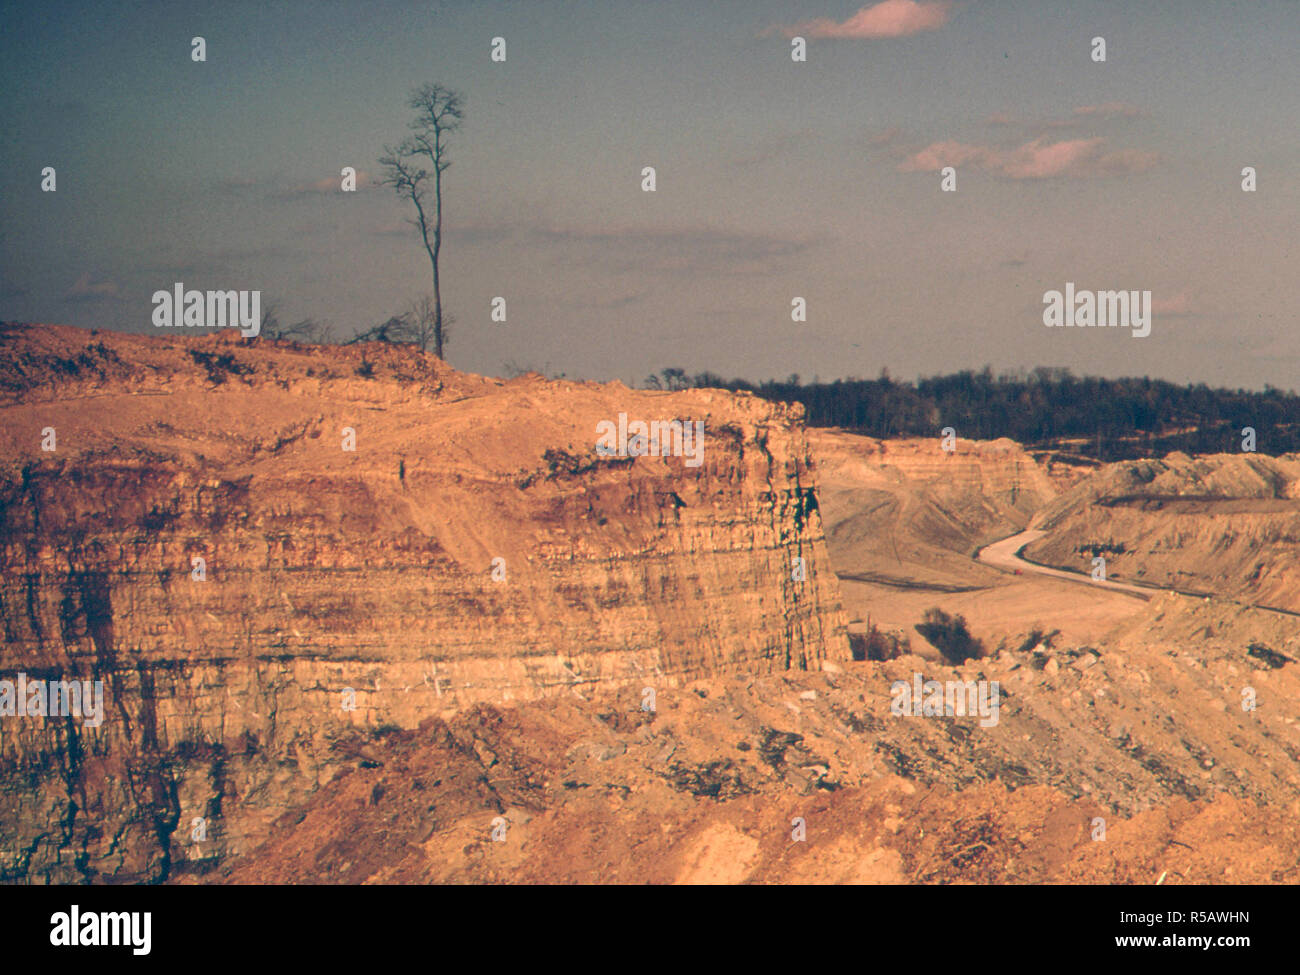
top-left (3, 0), bottom-right (1298, 388)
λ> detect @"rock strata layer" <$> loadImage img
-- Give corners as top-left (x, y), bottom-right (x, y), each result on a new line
top-left (0, 324), bottom-right (847, 882)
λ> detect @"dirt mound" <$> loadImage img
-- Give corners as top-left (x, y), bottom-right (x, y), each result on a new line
top-left (214, 658), bottom-right (1300, 884)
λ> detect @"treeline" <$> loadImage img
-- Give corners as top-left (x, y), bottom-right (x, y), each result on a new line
top-left (644, 366), bottom-right (1300, 461)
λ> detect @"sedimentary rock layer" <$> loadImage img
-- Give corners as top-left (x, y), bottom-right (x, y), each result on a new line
top-left (0, 323), bottom-right (847, 881)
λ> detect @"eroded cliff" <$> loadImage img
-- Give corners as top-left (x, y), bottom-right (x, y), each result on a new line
top-left (0, 323), bottom-right (847, 882)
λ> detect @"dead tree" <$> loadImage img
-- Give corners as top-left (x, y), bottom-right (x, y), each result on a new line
top-left (260, 300), bottom-right (325, 343)
top-left (405, 295), bottom-right (441, 354)
top-left (379, 83), bottom-right (464, 360)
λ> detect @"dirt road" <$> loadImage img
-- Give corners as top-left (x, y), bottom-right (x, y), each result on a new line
top-left (976, 529), bottom-right (1153, 599)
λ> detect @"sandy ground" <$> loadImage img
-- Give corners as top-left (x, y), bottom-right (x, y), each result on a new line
top-left (837, 574), bottom-right (1148, 654)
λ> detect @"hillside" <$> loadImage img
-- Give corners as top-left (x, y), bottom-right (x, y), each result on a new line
top-left (1026, 451), bottom-right (1300, 612)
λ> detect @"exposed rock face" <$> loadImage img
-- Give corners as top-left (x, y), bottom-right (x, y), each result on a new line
top-left (1027, 449), bottom-right (1103, 494)
top-left (0, 324), bottom-right (848, 882)
top-left (809, 430), bottom-right (1058, 588)
top-left (1026, 451), bottom-right (1300, 611)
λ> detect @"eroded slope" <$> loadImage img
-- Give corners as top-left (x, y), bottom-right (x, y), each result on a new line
top-left (1026, 451), bottom-right (1300, 611)
top-left (0, 323), bottom-right (847, 882)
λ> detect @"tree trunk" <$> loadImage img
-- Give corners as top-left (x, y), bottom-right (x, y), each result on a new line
top-left (410, 191), bottom-right (439, 356)
top-left (432, 134), bottom-right (444, 360)
top-left (411, 190), bottom-right (442, 360)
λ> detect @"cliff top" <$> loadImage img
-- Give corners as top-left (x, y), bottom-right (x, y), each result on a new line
top-left (0, 322), bottom-right (807, 478)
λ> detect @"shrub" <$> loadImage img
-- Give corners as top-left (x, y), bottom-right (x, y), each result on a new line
top-left (188, 348), bottom-right (252, 384)
top-left (915, 608), bottom-right (985, 664)
top-left (849, 624), bottom-right (910, 661)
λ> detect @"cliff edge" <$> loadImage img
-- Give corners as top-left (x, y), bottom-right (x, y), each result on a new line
top-left (0, 323), bottom-right (848, 881)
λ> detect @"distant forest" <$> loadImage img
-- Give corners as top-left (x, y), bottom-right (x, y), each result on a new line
top-left (645, 366), bottom-right (1300, 461)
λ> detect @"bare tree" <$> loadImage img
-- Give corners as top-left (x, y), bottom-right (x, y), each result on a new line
top-left (347, 314), bottom-right (412, 345)
top-left (260, 300), bottom-right (327, 343)
top-left (645, 367), bottom-right (690, 391)
top-left (404, 295), bottom-right (448, 354)
top-left (344, 300), bottom-right (448, 351)
top-left (379, 83), bottom-right (464, 360)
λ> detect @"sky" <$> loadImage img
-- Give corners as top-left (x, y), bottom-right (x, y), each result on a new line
top-left (2, 0), bottom-right (1298, 389)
